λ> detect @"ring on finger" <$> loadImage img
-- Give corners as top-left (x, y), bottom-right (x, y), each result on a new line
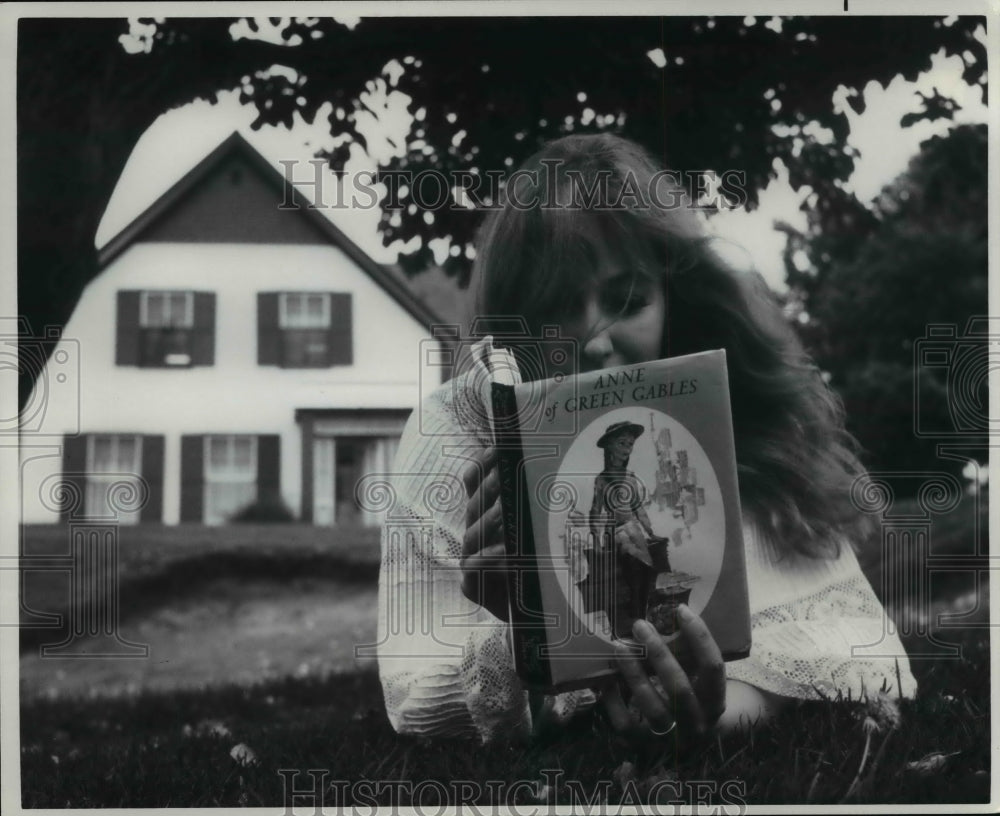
top-left (648, 719), bottom-right (677, 737)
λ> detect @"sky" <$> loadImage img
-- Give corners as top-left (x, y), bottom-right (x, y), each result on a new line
top-left (97, 18), bottom-right (989, 296)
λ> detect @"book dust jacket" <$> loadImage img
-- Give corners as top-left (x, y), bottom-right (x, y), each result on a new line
top-left (492, 349), bottom-right (750, 691)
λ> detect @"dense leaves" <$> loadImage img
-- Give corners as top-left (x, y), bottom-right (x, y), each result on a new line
top-left (17, 15), bottom-right (986, 405)
top-left (783, 124), bottom-right (988, 483)
top-left (239, 16), bottom-right (986, 280)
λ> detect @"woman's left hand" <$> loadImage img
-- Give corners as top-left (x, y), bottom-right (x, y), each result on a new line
top-left (601, 606), bottom-right (726, 744)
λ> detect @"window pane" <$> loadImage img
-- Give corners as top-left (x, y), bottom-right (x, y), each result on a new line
top-left (85, 475), bottom-right (142, 524)
top-left (145, 294), bottom-right (166, 327)
top-left (306, 295), bottom-right (329, 326)
top-left (282, 294), bottom-right (303, 327)
top-left (85, 478), bottom-right (108, 518)
top-left (204, 482), bottom-right (256, 525)
top-left (208, 437), bottom-right (229, 471)
top-left (205, 436), bottom-right (255, 479)
top-left (232, 437), bottom-right (253, 472)
top-left (203, 436), bottom-right (256, 524)
top-left (283, 329), bottom-right (328, 367)
top-left (140, 326), bottom-right (192, 366)
top-left (164, 328), bottom-right (192, 356)
top-left (117, 437), bottom-right (138, 472)
top-left (92, 437), bottom-right (114, 471)
top-left (169, 293), bottom-right (189, 326)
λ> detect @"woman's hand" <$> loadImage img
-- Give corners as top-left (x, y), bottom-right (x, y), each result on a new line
top-left (461, 446), bottom-right (510, 621)
top-left (601, 606), bottom-right (726, 744)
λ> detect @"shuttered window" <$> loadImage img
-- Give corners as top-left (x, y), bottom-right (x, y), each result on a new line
top-left (85, 434), bottom-right (143, 524)
top-left (117, 290), bottom-right (215, 367)
top-left (63, 434), bottom-right (164, 522)
top-left (258, 292), bottom-right (352, 368)
top-left (203, 435), bottom-right (257, 525)
top-left (181, 433), bottom-right (282, 523)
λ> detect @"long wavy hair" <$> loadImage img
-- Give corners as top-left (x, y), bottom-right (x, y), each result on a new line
top-left (471, 133), bottom-right (868, 557)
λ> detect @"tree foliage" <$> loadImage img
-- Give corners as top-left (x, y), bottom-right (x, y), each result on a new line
top-left (242, 16), bottom-right (986, 280)
top-left (18, 18), bottom-right (295, 402)
top-left (17, 15), bottom-right (986, 405)
top-left (783, 124), bottom-right (988, 483)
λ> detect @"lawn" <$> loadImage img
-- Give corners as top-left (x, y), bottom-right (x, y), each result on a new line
top-left (18, 522), bottom-right (381, 658)
top-left (17, 496), bottom-right (992, 808)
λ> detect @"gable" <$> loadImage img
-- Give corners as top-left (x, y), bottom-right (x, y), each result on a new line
top-left (139, 154), bottom-right (326, 245)
top-left (97, 132), bottom-right (441, 330)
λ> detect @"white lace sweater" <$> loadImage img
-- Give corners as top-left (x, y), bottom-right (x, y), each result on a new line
top-left (376, 371), bottom-right (918, 742)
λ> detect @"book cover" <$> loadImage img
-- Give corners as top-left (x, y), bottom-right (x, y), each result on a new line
top-left (490, 348), bottom-right (750, 692)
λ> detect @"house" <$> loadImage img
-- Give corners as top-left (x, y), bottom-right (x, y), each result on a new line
top-left (20, 132), bottom-right (447, 526)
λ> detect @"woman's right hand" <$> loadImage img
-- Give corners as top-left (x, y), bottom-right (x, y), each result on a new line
top-left (461, 446), bottom-right (510, 621)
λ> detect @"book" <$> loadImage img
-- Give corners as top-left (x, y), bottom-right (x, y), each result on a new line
top-left (481, 340), bottom-right (751, 692)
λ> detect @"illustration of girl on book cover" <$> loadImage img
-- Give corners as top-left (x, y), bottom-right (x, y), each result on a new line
top-left (568, 416), bottom-right (702, 640)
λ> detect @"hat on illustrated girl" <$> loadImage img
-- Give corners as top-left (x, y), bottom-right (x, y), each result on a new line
top-left (596, 421), bottom-right (645, 448)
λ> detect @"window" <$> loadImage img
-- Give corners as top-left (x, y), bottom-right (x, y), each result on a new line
top-left (279, 293), bottom-right (331, 367)
top-left (116, 290), bottom-right (215, 367)
top-left (139, 291), bottom-right (194, 367)
top-left (180, 434), bottom-right (279, 524)
top-left (85, 435), bottom-right (143, 524)
top-left (280, 293), bottom-right (330, 328)
top-left (258, 292), bottom-right (352, 368)
top-left (141, 291), bottom-right (193, 328)
top-left (204, 435), bottom-right (257, 525)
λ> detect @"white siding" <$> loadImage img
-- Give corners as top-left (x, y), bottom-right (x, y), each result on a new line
top-left (20, 241), bottom-right (440, 524)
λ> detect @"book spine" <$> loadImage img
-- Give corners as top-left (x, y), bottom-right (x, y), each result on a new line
top-left (491, 381), bottom-right (552, 688)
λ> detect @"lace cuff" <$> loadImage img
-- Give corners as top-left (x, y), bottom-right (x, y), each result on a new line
top-left (459, 623), bottom-right (532, 741)
top-left (380, 662), bottom-right (479, 738)
top-left (729, 571), bottom-right (918, 701)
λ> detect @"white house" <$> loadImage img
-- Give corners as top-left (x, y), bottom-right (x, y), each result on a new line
top-left (20, 132), bottom-right (446, 526)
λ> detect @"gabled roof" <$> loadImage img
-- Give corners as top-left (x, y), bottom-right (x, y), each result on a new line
top-left (97, 131), bottom-right (442, 329)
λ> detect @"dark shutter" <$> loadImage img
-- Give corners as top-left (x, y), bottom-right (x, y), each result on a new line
top-left (61, 434), bottom-right (88, 521)
top-left (141, 435), bottom-right (165, 523)
top-left (116, 291), bottom-right (140, 366)
top-left (179, 435), bottom-right (204, 522)
top-left (328, 293), bottom-right (353, 365)
top-left (256, 434), bottom-right (281, 505)
top-left (257, 293), bottom-right (280, 365)
top-left (191, 292), bottom-right (215, 366)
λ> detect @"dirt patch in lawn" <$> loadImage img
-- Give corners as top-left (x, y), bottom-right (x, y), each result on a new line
top-left (20, 577), bottom-right (378, 700)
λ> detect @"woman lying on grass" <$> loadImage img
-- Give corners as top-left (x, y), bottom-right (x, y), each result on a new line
top-left (376, 133), bottom-right (916, 747)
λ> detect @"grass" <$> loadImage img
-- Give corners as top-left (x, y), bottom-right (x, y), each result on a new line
top-left (19, 523), bottom-right (381, 654)
top-left (17, 499), bottom-right (992, 807)
top-left (20, 631), bottom-right (990, 807)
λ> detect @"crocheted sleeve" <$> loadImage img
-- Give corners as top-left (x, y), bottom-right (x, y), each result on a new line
top-left (726, 524), bottom-right (918, 701)
top-left (376, 371), bottom-right (533, 742)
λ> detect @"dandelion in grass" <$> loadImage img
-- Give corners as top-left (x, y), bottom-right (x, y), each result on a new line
top-left (841, 691), bottom-right (902, 802)
top-left (230, 743), bottom-right (258, 766)
top-left (867, 690), bottom-right (901, 731)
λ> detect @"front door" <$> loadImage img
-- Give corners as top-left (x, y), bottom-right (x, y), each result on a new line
top-left (311, 435), bottom-right (400, 526)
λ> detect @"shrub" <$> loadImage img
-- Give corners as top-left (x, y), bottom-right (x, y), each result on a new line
top-left (230, 496), bottom-right (295, 523)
